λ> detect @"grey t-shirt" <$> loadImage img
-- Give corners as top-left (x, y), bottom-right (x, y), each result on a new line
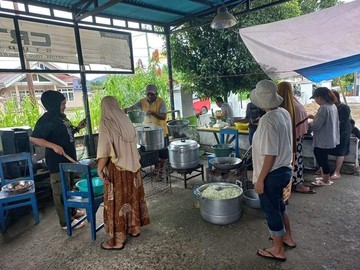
top-left (220, 102), bottom-right (234, 118)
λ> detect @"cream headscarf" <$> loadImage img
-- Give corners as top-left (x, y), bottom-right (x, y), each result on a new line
top-left (97, 96), bottom-right (141, 172)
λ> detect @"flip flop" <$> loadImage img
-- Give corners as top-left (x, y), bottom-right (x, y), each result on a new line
top-left (311, 179), bottom-right (333, 186)
top-left (257, 249), bottom-right (286, 262)
top-left (100, 241), bottom-right (125, 250)
top-left (330, 175), bottom-right (341, 180)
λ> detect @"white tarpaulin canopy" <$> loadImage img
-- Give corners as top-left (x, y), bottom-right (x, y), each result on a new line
top-left (239, 1), bottom-right (360, 82)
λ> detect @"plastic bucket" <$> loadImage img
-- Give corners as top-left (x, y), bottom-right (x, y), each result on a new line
top-left (75, 177), bottom-right (104, 197)
top-left (211, 144), bottom-right (233, 157)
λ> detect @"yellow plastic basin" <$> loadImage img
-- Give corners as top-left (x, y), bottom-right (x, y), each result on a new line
top-left (234, 122), bottom-right (249, 131)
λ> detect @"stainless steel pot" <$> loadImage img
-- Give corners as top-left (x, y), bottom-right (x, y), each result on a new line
top-left (168, 139), bottom-right (199, 169)
top-left (136, 126), bottom-right (164, 151)
top-left (167, 119), bottom-right (189, 138)
top-left (196, 181), bottom-right (243, 225)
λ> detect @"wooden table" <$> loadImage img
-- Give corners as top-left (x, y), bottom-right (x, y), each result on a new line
top-left (197, 126), bottom-right (249, 144)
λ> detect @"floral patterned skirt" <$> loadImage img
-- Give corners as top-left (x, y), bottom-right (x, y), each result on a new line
top-left (104, 162), bottom-right (150, 246)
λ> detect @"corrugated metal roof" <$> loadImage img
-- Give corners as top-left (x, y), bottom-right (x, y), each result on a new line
top-left (20, 0), bottom-right (244, 27)
top-left (1, 0), bottom-right (292, 33)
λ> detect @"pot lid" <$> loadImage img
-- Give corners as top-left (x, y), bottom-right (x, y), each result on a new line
top-left (168, 139), bottom-right (199, 150)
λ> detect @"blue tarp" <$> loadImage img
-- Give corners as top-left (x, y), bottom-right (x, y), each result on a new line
top-left (296, 54), bottom-right (360, 83)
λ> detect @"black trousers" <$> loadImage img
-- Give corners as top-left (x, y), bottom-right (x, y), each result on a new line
top-left (313, 147), bottom-right (334, 174)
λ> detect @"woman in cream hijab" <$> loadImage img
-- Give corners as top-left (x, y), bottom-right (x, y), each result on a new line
top-left (97, 96), bottom-right (150, 250)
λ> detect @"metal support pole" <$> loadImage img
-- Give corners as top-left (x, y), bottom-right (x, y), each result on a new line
top-left (73, 20), bottom-right (96, 157)
top-left (165, 26), bottom-right (175, 120)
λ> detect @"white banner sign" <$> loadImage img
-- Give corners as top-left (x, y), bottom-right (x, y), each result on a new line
top-left (0, 17), bottom-right (132, 70)
top-left (80, 29), bottom-right (132, 69)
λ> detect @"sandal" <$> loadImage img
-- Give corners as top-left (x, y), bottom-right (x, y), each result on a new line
top-left (100, 241), bottom-right (125, 250)
top-left (311, 179), bottom-right (333, 186)
top-left (257, 248), bottom-right (286, 262)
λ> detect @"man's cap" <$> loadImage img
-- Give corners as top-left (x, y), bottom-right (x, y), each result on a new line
top-left (146, 84), bottom-right (157, 94)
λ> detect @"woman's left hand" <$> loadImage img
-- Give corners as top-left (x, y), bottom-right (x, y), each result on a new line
top-left (98, 171), bottom-right (110, 185)
top-left (254, 181), bottom-right (264, 194)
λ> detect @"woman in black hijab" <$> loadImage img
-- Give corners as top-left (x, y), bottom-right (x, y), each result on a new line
top-left (30, 90), bottom-right (87, 229)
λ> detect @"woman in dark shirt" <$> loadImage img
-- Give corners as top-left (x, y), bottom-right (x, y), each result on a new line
top-left (30, 90), bottom-right (87, 229)
top-left (328, 90), bottom-right (352, 180)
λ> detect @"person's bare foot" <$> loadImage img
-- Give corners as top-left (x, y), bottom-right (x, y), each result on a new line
top-left (330, 174), bottom-right (341, 180)
top-left (295, 183), bottom-right (316, 194)
top-left (283, 236), bottom-right (296, 248)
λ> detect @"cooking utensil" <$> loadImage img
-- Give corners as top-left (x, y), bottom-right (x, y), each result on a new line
top-left (196, 181), bottom-right (243, 225)
top-left (136, 126), bottom-right (164, 151)
top-left (167, 119), bottom-right (189, 138)
top-left (1, 180), bottom-right (34, 195)
top-left (168, 139), bottom-right (199, 169)
top-left (243, 189), bottom-right (261, 209)
top-left (128, 110), bottom-right (145, 123)
top-left (211, 144), bottom-right (233, 157)
top-left (63, 153), bottom-right (78, 164)
top-left (209, 157), bottom-right (242, 171)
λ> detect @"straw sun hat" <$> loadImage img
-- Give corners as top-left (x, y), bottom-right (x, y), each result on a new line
top-left (250, 80), bottom-right (283, 109)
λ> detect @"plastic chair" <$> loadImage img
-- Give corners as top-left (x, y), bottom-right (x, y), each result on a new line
top-left (59, 163), bottom-right (104, 240)
top-left (220, 128), bottom-right (240, 158)
top-left (0, 152), bottom-right (39, 232)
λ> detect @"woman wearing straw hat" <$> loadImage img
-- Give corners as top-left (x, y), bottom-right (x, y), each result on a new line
top-left (251, 80), bottom-right (296, 262)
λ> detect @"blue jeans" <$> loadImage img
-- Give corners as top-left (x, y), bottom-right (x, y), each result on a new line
top-left (259, 167), bottom-right (292, 237)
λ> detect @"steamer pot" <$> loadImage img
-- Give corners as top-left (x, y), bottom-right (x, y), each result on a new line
top-left (136, 126), bottom-right (164, 151)
top-left (168, 139), bottom-right (199, 169)
top-left (196, 181), bottom-right (243, 225)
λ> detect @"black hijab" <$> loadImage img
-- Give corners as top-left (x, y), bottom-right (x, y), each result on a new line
top-left (41, 90), bottom-right (66, 117)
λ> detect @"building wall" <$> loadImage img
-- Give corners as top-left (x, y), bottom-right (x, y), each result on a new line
top-left (0, 85), bottom-right (84, 111)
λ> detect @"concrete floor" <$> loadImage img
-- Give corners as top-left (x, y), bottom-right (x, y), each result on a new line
top-left (1, 163), bottom-right (360, 270)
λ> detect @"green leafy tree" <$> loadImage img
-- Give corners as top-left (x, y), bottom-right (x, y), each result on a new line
top-left (76, 53), bottom-right (170, 133)
top-left (0, 96), bottom-right (41, 128)
top-left (298, 0), bottom-right (339, 15)
top-left (170, 0), bottom-right (342, 99)
top-left (170, 0), bottom-right (301, 99)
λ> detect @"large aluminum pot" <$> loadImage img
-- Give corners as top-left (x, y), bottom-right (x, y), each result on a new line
top-left (136, 126), bottom-right (164, 151)
top-left (168, 139), bottom-right (199, 169)
top-left (196, 181), bottom-right (243, 225)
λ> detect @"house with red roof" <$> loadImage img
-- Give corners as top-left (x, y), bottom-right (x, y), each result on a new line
top-left (0, 62), bottom-right (88, 113)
